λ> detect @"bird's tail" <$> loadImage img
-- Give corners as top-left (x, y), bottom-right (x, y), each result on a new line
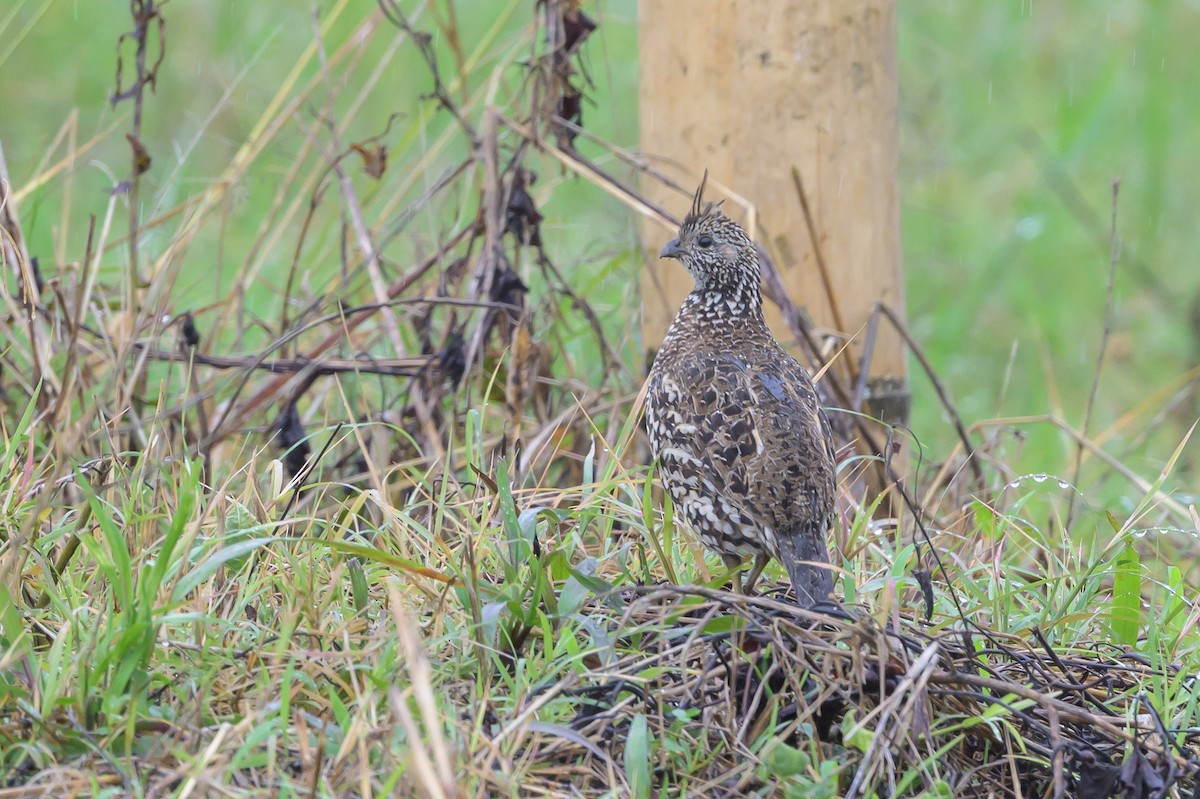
top-left (776, 526), bottom-right (835, 608)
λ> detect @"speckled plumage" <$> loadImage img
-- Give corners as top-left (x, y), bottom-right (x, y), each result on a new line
top-left (645, 182), bottom-right (837, 606)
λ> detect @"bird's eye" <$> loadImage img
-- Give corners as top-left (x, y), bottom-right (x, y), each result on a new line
top-left (697, 235), bottom-right (714, 248)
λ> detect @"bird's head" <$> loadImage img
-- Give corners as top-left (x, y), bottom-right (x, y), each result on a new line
top-left (659, 177), bottom-right (760, 295)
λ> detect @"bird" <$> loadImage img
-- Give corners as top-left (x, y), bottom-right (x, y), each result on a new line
top-left (644, 177), bottom-right (838, 606)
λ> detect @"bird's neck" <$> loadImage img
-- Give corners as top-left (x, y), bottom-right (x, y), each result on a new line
top-left (679, 281), bottom-right (764, 325)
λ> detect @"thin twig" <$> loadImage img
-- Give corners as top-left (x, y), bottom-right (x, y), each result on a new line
top-left (203, 221), bottom-right (478, 447)
top-left (791, 166), bottom-right (847, 337)
top-left (136, 346), bottom-right (437, 377)
top-left (1067, 181), bottom-right (1120, 530)
top-left (876, 303), bottom-right (985, 487)
top-left (378, 0), bottom-right (478, 144)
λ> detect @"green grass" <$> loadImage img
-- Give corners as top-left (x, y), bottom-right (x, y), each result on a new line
top-left (4, 382), bottom-right (1196, 794)
top-left (899, 3), bottom-right (1200, 477)
top-left (1, 1), bottom-right (1199, 796)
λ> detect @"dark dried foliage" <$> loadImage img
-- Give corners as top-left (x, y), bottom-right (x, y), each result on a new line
top-left (523, 587), bottom-right (1200, 798)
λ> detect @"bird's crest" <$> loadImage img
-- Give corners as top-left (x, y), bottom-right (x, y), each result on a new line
top-left (683, 170), bottom-right (725, 229)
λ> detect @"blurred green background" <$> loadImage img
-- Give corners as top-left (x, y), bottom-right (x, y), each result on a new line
top-left (3, 1), bottom-right (1197, 495)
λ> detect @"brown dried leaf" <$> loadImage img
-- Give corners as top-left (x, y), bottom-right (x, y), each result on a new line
top-left (351, 142), bottom-right (388, 180)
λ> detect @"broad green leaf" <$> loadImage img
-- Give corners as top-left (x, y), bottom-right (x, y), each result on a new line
top-left (841, 712), bottom-right (874, 754)
top-left (348, 558), bottom-right (369, 615)
top-left (764, 741), bottom-right (810, 778)
top-left (1110, 542), bottom-right (1141, 646)
top-left (558, 556), bottom-right (598, 616)
top-left (625, 713), bottom-right (651, 799)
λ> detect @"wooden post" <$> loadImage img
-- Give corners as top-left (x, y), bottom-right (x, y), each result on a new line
top-left (639, 0), bottom-right (908, 428)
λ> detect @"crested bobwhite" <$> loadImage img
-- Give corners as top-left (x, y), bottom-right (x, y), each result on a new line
top-left (645, 181), bottom-right (837, 606)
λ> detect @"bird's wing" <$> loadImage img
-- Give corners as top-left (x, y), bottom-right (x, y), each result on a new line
top-left (649, 350), bottom-right (835, 539)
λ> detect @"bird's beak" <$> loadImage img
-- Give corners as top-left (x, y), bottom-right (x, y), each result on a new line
top-left (659, 238), bottom-right (684, 260)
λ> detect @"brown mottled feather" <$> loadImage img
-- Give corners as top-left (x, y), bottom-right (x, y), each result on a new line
top-left (646, 184), bottom-right (836, 606)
